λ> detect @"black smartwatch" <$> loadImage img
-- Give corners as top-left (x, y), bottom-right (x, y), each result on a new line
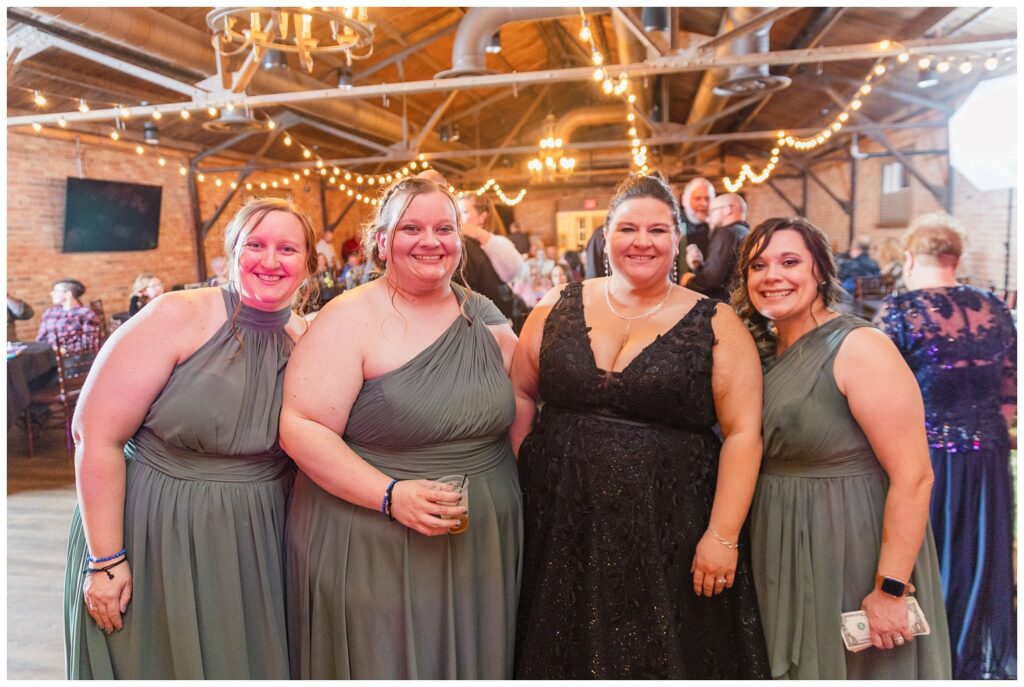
top-left (877, 575), bottom-right (907, 597)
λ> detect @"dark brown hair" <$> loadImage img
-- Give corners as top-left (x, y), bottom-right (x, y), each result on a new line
top-left (730, 217), bottom-right (842, 363)
top-left (606, 172), bottom-right (683, 233)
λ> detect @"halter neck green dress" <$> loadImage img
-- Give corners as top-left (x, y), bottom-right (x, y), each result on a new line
top-left (63, 285), bottom-right (296, 679)
top-left (749, 315), bottom-right (951, 679)
top-left (285, 285), bottom-right (523, 679)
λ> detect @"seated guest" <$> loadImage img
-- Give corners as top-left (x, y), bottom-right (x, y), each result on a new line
top-left (681, 192), bottom-right (749, 300)
top-left (875, 213), bottom-right (1017, 679)
top-left (36, 279), bottom-right (100, 349)
top-left (206, 256), bottom-right (230, 286)
top-left (872, 236), bottom-right (907, 295)
top-left (7, 294), bottom-right (34, 340)
top-left (733, 217), bottom-right (951, 679)
top-left (837, 233), bottom-right (881, 292)
top-left (316, 228), bottom-right (339, 271)
top-left (128, 273), bottom-right (165, 316)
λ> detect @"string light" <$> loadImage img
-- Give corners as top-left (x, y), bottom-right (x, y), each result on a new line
top-left (78, 99), bottom-right (89, 113)
top-left (33, 91), bottom-right (46, 107)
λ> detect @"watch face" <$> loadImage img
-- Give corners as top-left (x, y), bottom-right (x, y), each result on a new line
top-left (881, 576), bottom-right (906, 596)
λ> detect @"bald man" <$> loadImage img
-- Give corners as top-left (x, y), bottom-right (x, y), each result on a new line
top-left (681, 192), bottom-right (749, 301)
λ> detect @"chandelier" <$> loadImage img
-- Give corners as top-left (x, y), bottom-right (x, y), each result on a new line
top-left (206, 7), bottom-right (374, 74)
top-left (528, 114), bottom-right (576, 182)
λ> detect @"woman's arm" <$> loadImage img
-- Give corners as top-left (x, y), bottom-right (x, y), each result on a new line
top-left (508, 285), bottom-right (563, 455)
top-left (691, 303), bottom-right (764, 596)
top-left (834, 325), bottom-right (934, 650)
top-left (71, 291), bottom-right (212, 633)
top-left (279, 295), bottom-right (463, 536)
top-left (478, 233), bottom-right (526, 282)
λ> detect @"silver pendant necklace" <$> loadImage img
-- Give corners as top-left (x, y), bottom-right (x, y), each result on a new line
top-left (604, 280), bottom-right (673, 350)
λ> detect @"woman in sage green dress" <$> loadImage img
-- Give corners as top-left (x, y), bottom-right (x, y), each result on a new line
top-left (63, 198), bottom-right (318, 679)
top-left (280, 176), bottom-right (522, 679)
top-left (732, 217), bottom-right (951, 679)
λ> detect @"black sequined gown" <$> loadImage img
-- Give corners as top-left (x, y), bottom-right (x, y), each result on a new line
top-left (877, 285), bottom-right (1017, 680)
top-left (514, 283), bottom-right (769, 679)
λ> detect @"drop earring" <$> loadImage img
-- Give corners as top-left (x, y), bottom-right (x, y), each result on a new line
top-left (671, 259), bottom-right (679, 284)
top-left (604, 252), bottom-right (611, 276)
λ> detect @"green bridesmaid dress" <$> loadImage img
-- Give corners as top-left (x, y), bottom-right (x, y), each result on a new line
top-left (749, 314), bottom-right (951, 679)
top-left (64, 285), bottom-right (295, 679)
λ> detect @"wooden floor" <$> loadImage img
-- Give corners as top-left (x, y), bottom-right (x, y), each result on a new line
top-left (7, 421), bottom-right (77, 680)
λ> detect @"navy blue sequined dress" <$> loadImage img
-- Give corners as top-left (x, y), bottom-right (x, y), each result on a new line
top-left (514, 283), bottom-right (769, 679)
top-left (877, 285), bottom-right (1017, 680)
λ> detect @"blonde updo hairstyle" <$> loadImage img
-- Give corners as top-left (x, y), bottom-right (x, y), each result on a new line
top-left (131, 272), bottom-right (159, 298)
top-left (361, 176), bottom-right (463, 272)
top-left (902, 212), bottom-right (965, 268)
top-left (222, 197), bottom-right (319, 314)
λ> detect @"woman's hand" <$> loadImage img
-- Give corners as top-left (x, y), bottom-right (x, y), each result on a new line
top-left (861, 587), bottom-right (915, 650)
top-left (389, 480), bottom-right (466, 536)
top-left (82, 558), bottom-right (133, 634)
top-left (690, 530), bottom-right (738, 597)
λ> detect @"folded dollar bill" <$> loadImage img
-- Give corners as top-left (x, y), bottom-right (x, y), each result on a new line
top-left (840, 597), bottom-right (930, 653)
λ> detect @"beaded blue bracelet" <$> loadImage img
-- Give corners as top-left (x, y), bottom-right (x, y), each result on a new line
top-left (87, 548), bottom-right (127, 564)
top-left (381, 479), bottom-right (398, 519)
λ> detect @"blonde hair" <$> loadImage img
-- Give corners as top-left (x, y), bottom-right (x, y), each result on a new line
top-left (461, 194), bottom-right (507, 236)
top-left (223, 197), bottom-right (319, 313)
top-left (131, 272), bottom-right (159, 297)
top-left (360, 177), bottom-right (463, 272)
top-left (902, 212), bottom-right (965, 266)
top-left (873, 236), bottom-right (903, 267)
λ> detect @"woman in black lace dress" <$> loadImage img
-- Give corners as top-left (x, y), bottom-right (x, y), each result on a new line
top-left (510, 173), bottom-right (769, 679)
top-left (876, 213), bottom-right (1017, 679)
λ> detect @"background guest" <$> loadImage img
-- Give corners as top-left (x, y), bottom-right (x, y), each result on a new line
top-left (872, 236), bottom-right (907, 294)
top-left (7, 293), bottom-right (34, 340)
top-left (676, 176), bottom-right (715, 281)
top-left (733, 217), bottom-right (951, 679)
top-left (682, 192), bottom-right (749, 300)
top-left (63, 197), bottom-right (317, 679)
top-left (511, 173), bottom-right (768, 679)
top-left (837, 233), bottom-right (881, 291)
top-left (206, 256), bottom-right (230, 286)
top-left (316, 227), bottom-right (339, 271)
top-left (508, 220), bottom-right (532, 255)
top-left (36, 279), bottom-right (99, 349)
top-left (281, 177), bottom-right (521, 679)
top-left (457, 194), bottom-right (526, 323)
top-left (128, 273), bottom-right (165, 316)
top-left (875, 212), bottom-right (1016, 679)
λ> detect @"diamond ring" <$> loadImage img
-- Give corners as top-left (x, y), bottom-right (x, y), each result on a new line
top-left (894, 636), bottom-right (905, 646)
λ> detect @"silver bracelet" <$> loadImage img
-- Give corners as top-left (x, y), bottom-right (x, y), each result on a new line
top-left (708, 526), bottom-right (739, 550)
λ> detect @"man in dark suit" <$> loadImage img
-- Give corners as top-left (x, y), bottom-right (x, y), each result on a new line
top-left (675, 177), bottom-right (715, 283)
top-left (681, 193), bottom-right (749, 302)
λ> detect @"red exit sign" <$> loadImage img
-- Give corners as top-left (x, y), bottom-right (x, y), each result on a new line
top-left (583, 198), bottom-right (597, 210)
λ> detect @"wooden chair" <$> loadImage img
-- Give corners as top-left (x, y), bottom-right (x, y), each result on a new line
top-left (25, 332), bottom-right (100, 458)
top-left (88, 299), bottom-right (109, 342)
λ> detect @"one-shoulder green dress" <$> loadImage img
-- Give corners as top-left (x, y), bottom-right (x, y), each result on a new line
top-left (63, 285), bottom-right (295, 679)
top-left (285, 285), bottom-right (523, 679)
top-left (749, 315), bottom-right (951, 679)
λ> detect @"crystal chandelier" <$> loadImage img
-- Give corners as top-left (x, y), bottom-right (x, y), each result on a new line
top-left (207, 7), bottom-right (375, 74)
top-left (528, 114), bottom-right (576, 182)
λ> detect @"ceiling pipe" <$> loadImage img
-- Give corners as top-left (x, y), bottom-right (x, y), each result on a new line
top-left (611, 10), bottom-right (654, 123)
top-left (15, 6), bottom-right (460, 153)
top-left (553, 105), bottom-right (628, 142)
top-left (437, 7), bottom-right (608, 78)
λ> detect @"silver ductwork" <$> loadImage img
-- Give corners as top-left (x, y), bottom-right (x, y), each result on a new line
top-left (438, 7), bottom-right (605, 78)
top-left (17, 7), bottom-right (458, 152)
top-left (711, 7), bottom-right (791, 96)
top-left (553, 105), bottom-right (627, 143)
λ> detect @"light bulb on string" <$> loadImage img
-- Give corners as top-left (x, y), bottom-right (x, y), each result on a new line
top-left (58, 117), bottom-right (67, 128)
top-left (152, 110), bottom-right (162, 120)
top-left (985, 55), bottom-right (999, 70)
top-left (208, 106), bottom-right (218, 117)
top-left (78, 99), bottom-right (90, 113)
top-left (158, 157), bottom-right (166, 166)
top-left (959, 60), bottom-right (973, 74)
top-left (31, 122), bottom-right (42, 132)
top-left (936, 60), bottom-right (950, 73)
top-left (33, 91), bottom-right (46, 107)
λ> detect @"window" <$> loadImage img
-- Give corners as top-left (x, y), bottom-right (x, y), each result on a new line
top-left (879, 162), bottom-right (911, 226)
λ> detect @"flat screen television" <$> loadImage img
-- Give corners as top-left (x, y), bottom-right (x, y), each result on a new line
top-left (62, 177), bottom-right (162, 252)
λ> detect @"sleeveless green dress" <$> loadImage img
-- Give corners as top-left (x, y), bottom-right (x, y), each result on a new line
top-left (749, 315), bottom-right (951, 679)
top-left (63, 285), bottom-right (295, 679)
top-left (285, 285), bottom-right (523, 679)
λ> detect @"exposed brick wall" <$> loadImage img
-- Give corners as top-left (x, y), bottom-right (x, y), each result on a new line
top-left (5, 131), bottom-right (373, 341)
top-left (740, 130), bottom-right (1016, 290)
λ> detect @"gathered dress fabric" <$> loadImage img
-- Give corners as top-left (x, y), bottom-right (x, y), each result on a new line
top-left (515, 282), bottom-right (769, 679)
top-left (285, 285), bottom-right (523, 679)
top-left (749, 314), bottom-right (951, 679)
top-left (63, 285), bottom-right (296, 679)
top-left (878, 285), bottom-right (1017, 679)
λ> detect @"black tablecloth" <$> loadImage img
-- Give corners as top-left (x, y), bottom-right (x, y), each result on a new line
top-left (7, 342), bottom-right (57, 429)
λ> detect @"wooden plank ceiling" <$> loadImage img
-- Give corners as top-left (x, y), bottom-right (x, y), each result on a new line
top-left (6, 6), bottom-right (1018, 185)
